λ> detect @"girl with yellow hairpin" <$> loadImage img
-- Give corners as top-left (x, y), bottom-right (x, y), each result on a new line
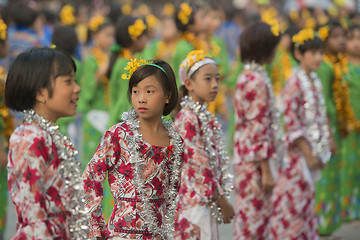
top-left (315, 21), bottom-right (346, 235)
top-left (107, 15), bottom-right (148, 127)
top-left (270, 28), bottom-right (334, 239)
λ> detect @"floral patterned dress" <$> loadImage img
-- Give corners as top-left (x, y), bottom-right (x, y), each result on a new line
top-left (232, 71), bottom-right (278, 239)
top-left (269, 71), bottom-right (327, 239)
top-left (82, 122), bottom-right (180, 239)
top-left (7, 123), bottom-right (73, 239)
top-left (174, 108), bottom-right (224, 240)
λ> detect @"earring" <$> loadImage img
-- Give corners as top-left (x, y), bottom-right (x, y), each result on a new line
top-left (42, 100), bottom-right (46, 104)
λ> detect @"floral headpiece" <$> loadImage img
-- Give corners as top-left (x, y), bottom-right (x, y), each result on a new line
top-left (318, 25), bottom-right (330, 40)
top-left (60, 5), bottom-right (76, 26)
top-left (163, 3), bottom-right (175, 17)
top-left (292, 28), bottom-right (315, 46)
top-left (0, 19), bottom-right (7, 40)
top-left (88, 15), bottom-right (106, 32)
top-left (122, 4), bottom-right (132, 15)
top-left (261, 8), bottom-right (280, 37)
top-left (128, 19), bottom-right (147, 40)
top-left (179, 50), bottom-right (216, 85)
top-left (177, 3), bottom-right (192, 25)
top-left (146, 14), bottom-right (158, 30)
top-left (122, 58), bottom-right (168, 80)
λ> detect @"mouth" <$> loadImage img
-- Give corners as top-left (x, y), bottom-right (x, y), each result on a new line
top-left (210, 92), bottom-right (218, 96)
top-left (71, 98), bottom-right (79, 105)
top-left (138, 107), bottom-right (148, 112)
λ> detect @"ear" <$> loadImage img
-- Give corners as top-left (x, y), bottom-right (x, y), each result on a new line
top-left (36, 88), bottom-right (49, 103)
top-left (165, 92), bottom-right (171, 104)
top-left (184, 78), bottom-right (194, 92)
top-left (293, 48), bottom-right (302, 62)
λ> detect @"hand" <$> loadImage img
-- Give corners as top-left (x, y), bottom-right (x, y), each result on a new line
top-left (304, 154), bottom-right (321, 171)
top-left (261, 170), bottom-right (274, 195)
top-left (217, 195), bottom-right (234, 224)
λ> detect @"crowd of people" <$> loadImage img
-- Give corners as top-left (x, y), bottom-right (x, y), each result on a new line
top-left (0, 0), bottom-right (359, 239)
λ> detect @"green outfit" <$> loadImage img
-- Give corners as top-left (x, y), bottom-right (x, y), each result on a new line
top-left (340, 63), bottom-right (360, 221)
top-left (108, 58), bottom-right (132, 126)
top-left (315, 60), bottom-right (342, 235)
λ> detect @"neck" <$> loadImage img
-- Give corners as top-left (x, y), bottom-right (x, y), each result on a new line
top-left (347, 54), bottom-right (360, 65)
top-left (300, 64), bottom-right (312, 77)
top-left (33, 104), bottom-right (57, 123)
top-left (188, 93), bottom-right (205, 105)
top-left (138, 115), bottom-right (163, 133)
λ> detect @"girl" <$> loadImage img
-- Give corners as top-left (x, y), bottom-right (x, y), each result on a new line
top-left (340, 24), bottom-right (360, 221)
top-left (315, 22), bottom-right (346, 234)
top-left (107, 15), bottom-right (148, 126)
top-left (4, 47), bottom-right (87, 239)
top-left (232, 21), bottom-right (284, 239)
top-left (270, 29), bottom-right (332, 239)
top-left (82, 59), bottom-right (183, 239)
top-left (174, 50), bottom-right (234, 240)
top-left (78, 15), bottom-right (114, 168)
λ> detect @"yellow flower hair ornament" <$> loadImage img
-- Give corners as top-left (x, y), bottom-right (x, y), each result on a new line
top-left (128, 19), bottom-right (147, 40)
top-left (0, 19), bottom-right (7, 40)
top-left (292, 28), bottom-right (315, 46)
top-left (88, 15), bottom-right (106, 32)
top-left (146, 14), bottom-right (158, 30)
top-left (60, 5), bottom-right (76, 26)
top-left (122, 58), bottom-right (168, 80)
top-left (318, 25), bottom-right (330, 40)
top-left (177, 3), bottom-right (192, 25)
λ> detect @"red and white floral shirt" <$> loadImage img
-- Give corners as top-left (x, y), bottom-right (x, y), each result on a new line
top-left (8, 123), bottom-right (72, 239)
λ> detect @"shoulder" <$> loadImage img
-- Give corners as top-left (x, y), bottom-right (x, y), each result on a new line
top-left (10, 123), bottom-right (51, 144)
top-left (237, 71), bottom-right (265, 89)
top-left (175, 108), bottom-right (199, 124)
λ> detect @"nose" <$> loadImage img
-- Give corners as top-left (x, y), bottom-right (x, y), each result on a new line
top-left (212, 78), bottom-right (219, 90)
top-left (138, 92), bottom-right (146, 103)
top-left (75, 82), bottom-right (81, 93)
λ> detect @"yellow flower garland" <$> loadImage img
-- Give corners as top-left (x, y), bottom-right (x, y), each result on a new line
top-left (0, 19), bottom-right (7, 40)
top-left (60, 5), bottom-right (76, 26)
top-left (91, 47), bottom-right (110, 107)
top-left (0, 66), bottom-right (14, 144)
top-left (128, 19), bottom-right (147, 40)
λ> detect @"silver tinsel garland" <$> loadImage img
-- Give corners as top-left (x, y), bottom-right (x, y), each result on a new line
top-left (296, 68), bottom-right (331, 164)
top-left (23, 109), bottom-right (89, 239)
top-left (121, 109), bottom-right (183, 239)
top-left (180, 96), bottom-right (233, 224)
top-left (244, 62), bottom-right (287, 168)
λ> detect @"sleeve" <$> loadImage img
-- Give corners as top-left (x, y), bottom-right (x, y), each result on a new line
top-left (82, 128), bottom-right (118, 238)
top-left (176, 113), bottom-right (219, 204)
top-left (108, 59), bottom-right (132, 126)
top-left (234, 74), bottom-right (276, 162)
top-left (7, 131), bottom-right (63, 239)
top-left (282, 76), bottom-right (306, 145)
top-left (317, 61), bottom-right (337, 122)
top-left (78, 56), bottom-right (98, 113)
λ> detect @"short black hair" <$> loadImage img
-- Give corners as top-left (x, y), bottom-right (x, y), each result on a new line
top-left (174, 3), bottom-right (196, 33)
top-left (52, 25), bottom-right (79, 56)
top-left (10, 3), bottom-right (38, 28)
top-left (240, 21), bottom-right (281, 63)
top-left (323, 21), bottom-right (346, 41)
top-left (128, 59), bottom-right (178, 116)
top-left (291, 36), bottom-right (324, 61)
top-left (347, 24), bottom-right (360, 39)
top-left (5, 47), bottom-right (76, 111)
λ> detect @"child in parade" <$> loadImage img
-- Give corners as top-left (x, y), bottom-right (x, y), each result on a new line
top-left (340, 24), bottom-right (360, 221)
top-left (315, 22), bottom-right (346, 234)
top-left (82, 59), bottom-right (183, 239)
top-left (107, 15), bottom-right (148, 126)
top-left (232, 21), bottom-right (284, 240)
top-left (174, 50), bottom-right (234, 240)
top-left (270, 29), bottom-right (332, 239)
top-left (5, 47), bottom-right (88, 239)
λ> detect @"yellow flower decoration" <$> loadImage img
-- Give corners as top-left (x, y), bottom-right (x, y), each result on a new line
top-left (146, 14), bottom-right (158, 30)
top-left (128, 19), bottom-right (147, 40)
top-left (163, 3), bottom-right (175, 17)
top-left (88, 15), bottom-right (105, 32)
top-left (262, 18), bottom-right (280, 37)
top-left (0, 19), bottom-right (7, 40)
top-left (50, 44), bottom-right (56, 49)
top-left (180, 50), bottom-right (205, 68)
top-left (60, 5), bottom-right (76, 26)
top-left (177, 3), bottom-right (192, 25)
top-left (318, 26), bottom-right (330, 40)
top-left (292, 28), bottom-right (315, 45)
top-left (122, 58), bottom-right (149, 80)
top-left (304, 17), bottom-right (316, 30)
top-left (289, 9), bottom-right (300, 23)
top-left (122, 4), bottom-right (132, 15)
top-left (138, 4), bottom-right (150, 17)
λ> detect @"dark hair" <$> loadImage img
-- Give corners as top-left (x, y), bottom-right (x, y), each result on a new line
top-left (86, 21), bottom-right (113, 45)
top-left (347, 24), bottom-right (360, 39)
top-left (107, 15), bottom-right (148, 78)
top-left (10, 3), bottom-right (38, 28)
top-left (323, 21), bottom-right (346, 41)
top-left (5, 47), bottom-right (76, 111)
top-left (174, 3), bottom-right (196, 33)
top-left (52, 25), bottom-right (79, 56)
top-left (107, 1), bottom-right (122, 24)
top-left (240, 21), bottom-right (281, 63)
top-left (128, 59), bottom-right (178, 116)
top-left (291, 36), bottom-right (325, 61)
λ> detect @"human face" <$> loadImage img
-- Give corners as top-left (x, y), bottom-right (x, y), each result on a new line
top-left (94, 25), bottom-right (115, 51)
top-left (188, 8), bottom-right (207, 34)
top-left (38, 71), bottom-right (81, 122)
top-left (131, 75), bottom-right (169, 121)
top-left (133, 34), bottom-right (148, 53)
top-left (186, 63), bottom-right (219, 104)
top-left (161, 17), bottom-right (178, 42)
top-left (204, 9), bottom-right (222, 35)
top-left (346, 29), bottom-right (360, 58)
top-left (326, 27), bottom-right (346, 54)
top-left (297, 49), bottom-right (324, 74)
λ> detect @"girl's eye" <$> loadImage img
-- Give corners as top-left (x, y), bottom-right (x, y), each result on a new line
top-left (147, 90), bottom-right (154, 93)
top-left (133, 90), bottom-right (138, 94)
top-left (205, 76), bottom-right (211, 81)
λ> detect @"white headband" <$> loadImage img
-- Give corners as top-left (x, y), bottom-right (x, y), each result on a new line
top-left (179, 58), bottom-right (217, 85)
